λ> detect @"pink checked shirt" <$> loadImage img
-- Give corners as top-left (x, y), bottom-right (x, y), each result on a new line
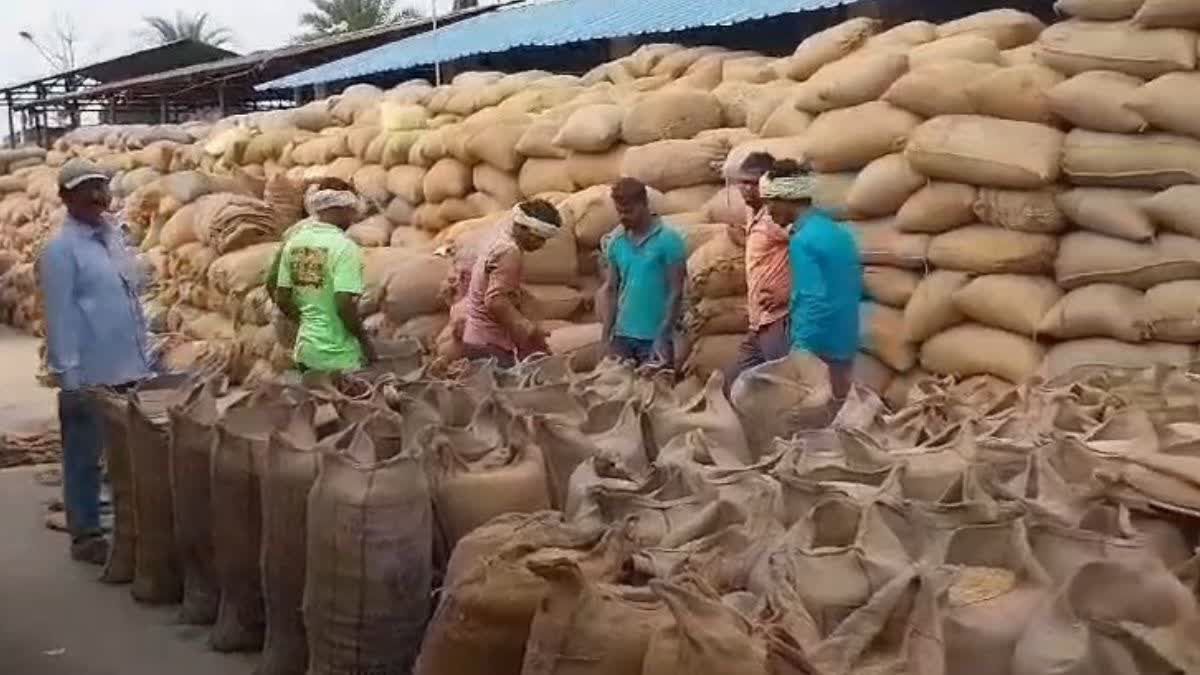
top-left (744, 207), bottom-right (791, 330)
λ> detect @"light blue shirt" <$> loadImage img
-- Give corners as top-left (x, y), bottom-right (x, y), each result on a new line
top-left (605, 220), bottom-right (687, 342)
top-left (39, 215), bottom-right (155, 391)
top-left (788, 208), bottom-right (862, 362)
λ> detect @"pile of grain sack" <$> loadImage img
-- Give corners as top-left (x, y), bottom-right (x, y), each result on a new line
top-left (95, 350), bottom-right (1200, 675)
top-left (2, 4), bottom-right (1200, 395)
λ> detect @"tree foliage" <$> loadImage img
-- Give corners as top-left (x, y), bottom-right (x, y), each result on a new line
top-left (140, 11), bottom-right (234, 48)
top-left (297, 0), bottom-right (424, 42)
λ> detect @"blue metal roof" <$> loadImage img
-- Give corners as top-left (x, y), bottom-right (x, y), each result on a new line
top-left (260, 0), bottom-right (847, 91)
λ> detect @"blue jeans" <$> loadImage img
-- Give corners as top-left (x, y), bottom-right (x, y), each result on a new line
top-left (59, 390), bottom-right (103, 540)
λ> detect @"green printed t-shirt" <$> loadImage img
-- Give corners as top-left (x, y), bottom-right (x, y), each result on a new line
top-left (275, 221), bottom-right (365, 371)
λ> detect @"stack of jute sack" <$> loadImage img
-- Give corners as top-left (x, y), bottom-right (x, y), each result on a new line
top-left (90, 348), bottom-right (1200, 675)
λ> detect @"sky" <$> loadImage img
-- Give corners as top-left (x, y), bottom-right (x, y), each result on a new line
top-left (1, 0), bottom-right (470, 139)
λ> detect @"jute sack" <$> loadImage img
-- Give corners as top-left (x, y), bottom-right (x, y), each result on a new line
top-left (953, 274), bottom-right (1063, 336)
top-left (346, 215), bottom-right (393, 248)
top-left (928, 225), bottom-right (1057, 275)
top-left (547, 323), bottom-right (604, 370)
top-left (1055, 188), bottom-right (1156, 241)
top-left (554, 104), bottom-right (624, 153)
top-left (466, 120), bottom-right (529, 172)
top-left (845, 153), bottom-right (926, 219)
top-left (1046, 71), bottom-right (1148, 133)
top-left (558, 185), bottom-right (619, 247)
top-left (660, 185), bottom-right (721, 215)
top-left (937, 8), bottom-right (1046, 49)
top-left (896, 181), bottom-right (978, 233)
top-left (883, 60), bottom-right (999, 118)
top-left (517, 118), bottom-right (570, 159)
top-left (868, 20), bottom-right (939, 48)
top-left (686, 295), bottom-right (748, 337)
top-left (524, 228), bottom-right (580, 285)
top-left (474, 164), bottom-right (523, 207)
top-left (973, 188), bottom-right (1066, 234)
top-left (1055, 0), bottom-right (1144, 20)
top-left (687, 233), bottom-right (744, 299)
top-left (685, 334), bottom-right (744, 378)
top-left (861, 302), bottom-right (917, 372)
top-left (702, 186), bottom-right (750, 226)
top-left (1145, 280), bottom-right (1200, 341)
top-left (382, 253), bottom-right (450, 325)
top-left (783, 17), bottom-right (880, 81)
top-left (305, 425), bottom-right (432, 675)
top-left (524, 284), bottom-right (584, 321)
top-left (905, 270), bottom-right (971, 342)
top-left (805, 102), bottom-right (922, 172)
top-left (964, 64), bottom-right (1065, 124)
top-left (641, 578), bottom-right (767, 675)
top-left (1040, 338), bottom-right (1194, 379)
top-left (731, 353), bottom-right (832, 456)
top-left (1055, 231), bottom-right (1200, 289)
top-left (863, 266), bottom-right (920, 308)
top-left (1036, 20), bottom-right (1197, 78)
top-left (759, 105), bottom-right (812, 139)
top-left (1038, 283), bottom-right (1150, 342)
top-left (621, 90), bottom-right (723, 145)
top-left (1141, 185), bottom-right (1200, 238)
top-left (850, 218), bottom-right (930, 269)
top-left (791, 50), bottom-right (910, 114)
top-left (811, 173), bottom-right (858, 219)
top-left (1133, 0), bottom-right (1200, 28)
top-left (621, 138), bottom-right (727, 191)
top-left (1124, 72), bottom-right (1200, 140)
top-left (921, 323), bottom-right (1045, 383)
top-left (905, 115), bottom-right (1064, 189)
top-left (388, 165), bottom-right (427, 204)
top-left (159, 203), bottom-right (201, 250)
top-left (520, 158), bottom-right (577, 196)
top-left (424, 158), bottom-right (473, 203)
top-left (567, 145), bottom-right (629, 189)
top-left (853, 353), bottom-right (896, 395)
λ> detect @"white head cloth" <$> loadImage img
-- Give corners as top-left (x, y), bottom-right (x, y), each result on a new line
top-left (305, 189), bottom-right (360, 216)
top-left (511, 204), bottom-right (559, 240)
top-left (759, 173), bottom-right (815, 201)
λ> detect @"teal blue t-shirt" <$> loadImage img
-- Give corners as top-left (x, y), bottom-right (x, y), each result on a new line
top-left (605, 221), bottom-right (687, 341)
top-left (788, 208), bottom-right (863, 362)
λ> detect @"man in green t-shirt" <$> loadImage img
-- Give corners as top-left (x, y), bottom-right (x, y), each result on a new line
top-left (274, 186), bottom-right (376, 372)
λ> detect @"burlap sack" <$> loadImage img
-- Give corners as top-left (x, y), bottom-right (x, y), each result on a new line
top-left (906, 115), bottom-right (1064, 188)
top-left (688, 235), bottom-right (746, 299)
top-left (424, 158), bottom-right (473, 202)
top-left (346, 215), bottom-right (394, 248)
top-left (730, 353), bottom-right (832, 456)
top-left (517, 118), bottom-right (570, 159)
top-left (523, 284), bottom-right (583, 321)
top-left (651, 371), bottom-right (751, 464)
top-left (660, 184), bottom-right (721, 216)
top-left (1055, 188), bottom-right (1156, 241)
top-left (910, 34), bottom-right (1002, 68)
top-left (159, 202), bottom-right (201, 250)
top-left (685, 295), bottom-right (748, 337)
top-left (896, 181), bottom-right (978, 233)
top-left (1055, 231), bottom-right (1200, 289)
top-left (861, 302), bottom-right (917, 372)
top-left (1145, 280), bottom-right (1200, 342)
top-left (546, 323), bottom-right (604, 370)
top-left (207, 243), bottom-right (279, 296)
top-left (473, 164), bottom-right (523, 207)
top-left (791, 50), bottom-right (909, 114)
top-left (868, 20), bottom-right (939, 48)
top-left (953, 274), bottom-right (1062, 336)
top-left (387, 165), bottom-right (427, 204)
top-left (1037, 20), bottom-right (1196, 78)
top-left (850, 218), bottom-right (930, 269)
top-left (621, 138), bottom-right (727, 191)
top-left (759, 106), bottom-right (812, 139)
top-left (1124, 72), bottom-right (1200, 140)
top-left (1141, 185), bottom-right (1200, 238)
top-left (1055, 0), bottom-right (1143, 20)
top-left (1040, 339), bottom-right (1194, 379)
top-left (805, 102), bottom-right (921, 172)
top-left (1133, 0), bottom-right (1200, 27)
top-left (929, 225), bottom-right (1057, 275)
top-left (686, 334), bottom-right (744, 379)
top-left (520, 158), bottom-right (577, 196)
top-left (964, 63), bottom-right (1064, 124)
top-left (883, 60), bottom-right (998, 118)
top-left (305, 425), bottom-right (432, 675)
top-left (904, 270), bottom-right (971, 342)
top-left (621, 90), bottom-right (723, 145)
top-left (922, 323), bottom-right (1045, 383)
top-left (642, 578), bottom-right (767, 675)
top-left (782, 17), bottom-right (879, 80)
top-left (863, 266), bottom-right (920, 308)
top-left (973, 188), bottom-right (1066, 234)
top-left (811, 173), bottom-right (857, 219)
top-left (466, 120), bottom-right (528, 172)
top-left (524, 228), bottom-right (580, 285)
top-left (845, 153), bottom-right (927, 219)
top-left (382, 253), bottom-right (450, 325)
top-left (1038, 283), bottom-right (1150, 342)
top-left (565, 145), bottom-right (628, 189)
top-left (937, 8), bottom-right (1046, 49)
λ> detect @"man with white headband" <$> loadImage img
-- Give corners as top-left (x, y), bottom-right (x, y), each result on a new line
top-left (461, 199), bottom-right (563, 367)
top-left (762, 159), bottom-right (862, 415)
top-left (273, 178), bottom-right (376, 372)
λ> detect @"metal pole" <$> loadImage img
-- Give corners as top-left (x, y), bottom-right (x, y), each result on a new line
top-left (159, 96), bottom-right (166, 124)
top-left (5, 92), bottom-right (14, 149)
top-left (431, 0), bottom-right (442, 86)
top-left (217, 83), bottom-right (226, 117)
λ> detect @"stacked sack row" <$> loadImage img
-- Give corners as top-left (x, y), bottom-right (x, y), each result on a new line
top-left (89, 345), bottom-right (1200, 675)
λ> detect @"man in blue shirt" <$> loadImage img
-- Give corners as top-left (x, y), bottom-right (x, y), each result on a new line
top-left (40, 159), bottom-right (156, 564)
top-left (601, 178), bottom-right (687, 368)
top-left (761, 160), bottom-right (862, 410)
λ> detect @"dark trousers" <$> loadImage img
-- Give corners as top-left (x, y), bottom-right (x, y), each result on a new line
top-left (610, 335), bottom-right (674, 368)
top-left (723, 317), bottom-right (791, 392)
top-left (59, 390), bottom-right (103, 541)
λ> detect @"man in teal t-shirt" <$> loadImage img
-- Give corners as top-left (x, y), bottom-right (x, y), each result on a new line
top-left (274, 187), bottom-right (376, 372)
top-left (601, 178), bottom-right (687, 368)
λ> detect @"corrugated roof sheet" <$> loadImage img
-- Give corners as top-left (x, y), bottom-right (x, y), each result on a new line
top-left (260, 0), bottom-right (847, 90)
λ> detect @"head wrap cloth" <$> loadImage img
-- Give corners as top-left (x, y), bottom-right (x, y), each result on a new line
top-left (305, 189), bottom-right (360, 216)
top-left (511, 205), bottom-right (559, 240)
top-left (759, 174), bottom-right (815, 201)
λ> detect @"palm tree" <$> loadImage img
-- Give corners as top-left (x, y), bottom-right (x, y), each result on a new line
top-left (297, 0), bottom-right (424, 42)
top-left (140, 11), bottom-right (234, 47)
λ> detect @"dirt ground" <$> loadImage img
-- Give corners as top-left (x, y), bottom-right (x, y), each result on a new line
top-left (0, 328), bottom-right (256, 675)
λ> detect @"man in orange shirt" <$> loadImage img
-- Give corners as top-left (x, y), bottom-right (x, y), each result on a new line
top-left (723, 152), bottom-right (791, 390)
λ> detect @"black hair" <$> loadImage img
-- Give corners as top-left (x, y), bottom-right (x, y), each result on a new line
top-left (766, 158), bottom-right (811, 181)
top-left (310, 177), bottom-right (354, 193)
top-left (612, 177), bottom-right (649, 204)
top-left (740, 152), bottom-right (776, 176)
top-left (517, 199), bottom-right (562, 228)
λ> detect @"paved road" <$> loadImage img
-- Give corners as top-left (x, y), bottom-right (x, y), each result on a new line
top-left (0, 328), bottom-right (256, 675)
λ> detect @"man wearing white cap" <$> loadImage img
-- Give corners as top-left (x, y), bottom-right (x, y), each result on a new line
top-left (39, 158), bottom-right (156, 564)
top-left (460, 199), bottom-right (563, 367)
top-left (273, 181), bottom-right (377, 372)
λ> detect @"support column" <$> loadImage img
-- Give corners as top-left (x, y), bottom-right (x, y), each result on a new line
top-left (5, 92), bottom-right (15, 149)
